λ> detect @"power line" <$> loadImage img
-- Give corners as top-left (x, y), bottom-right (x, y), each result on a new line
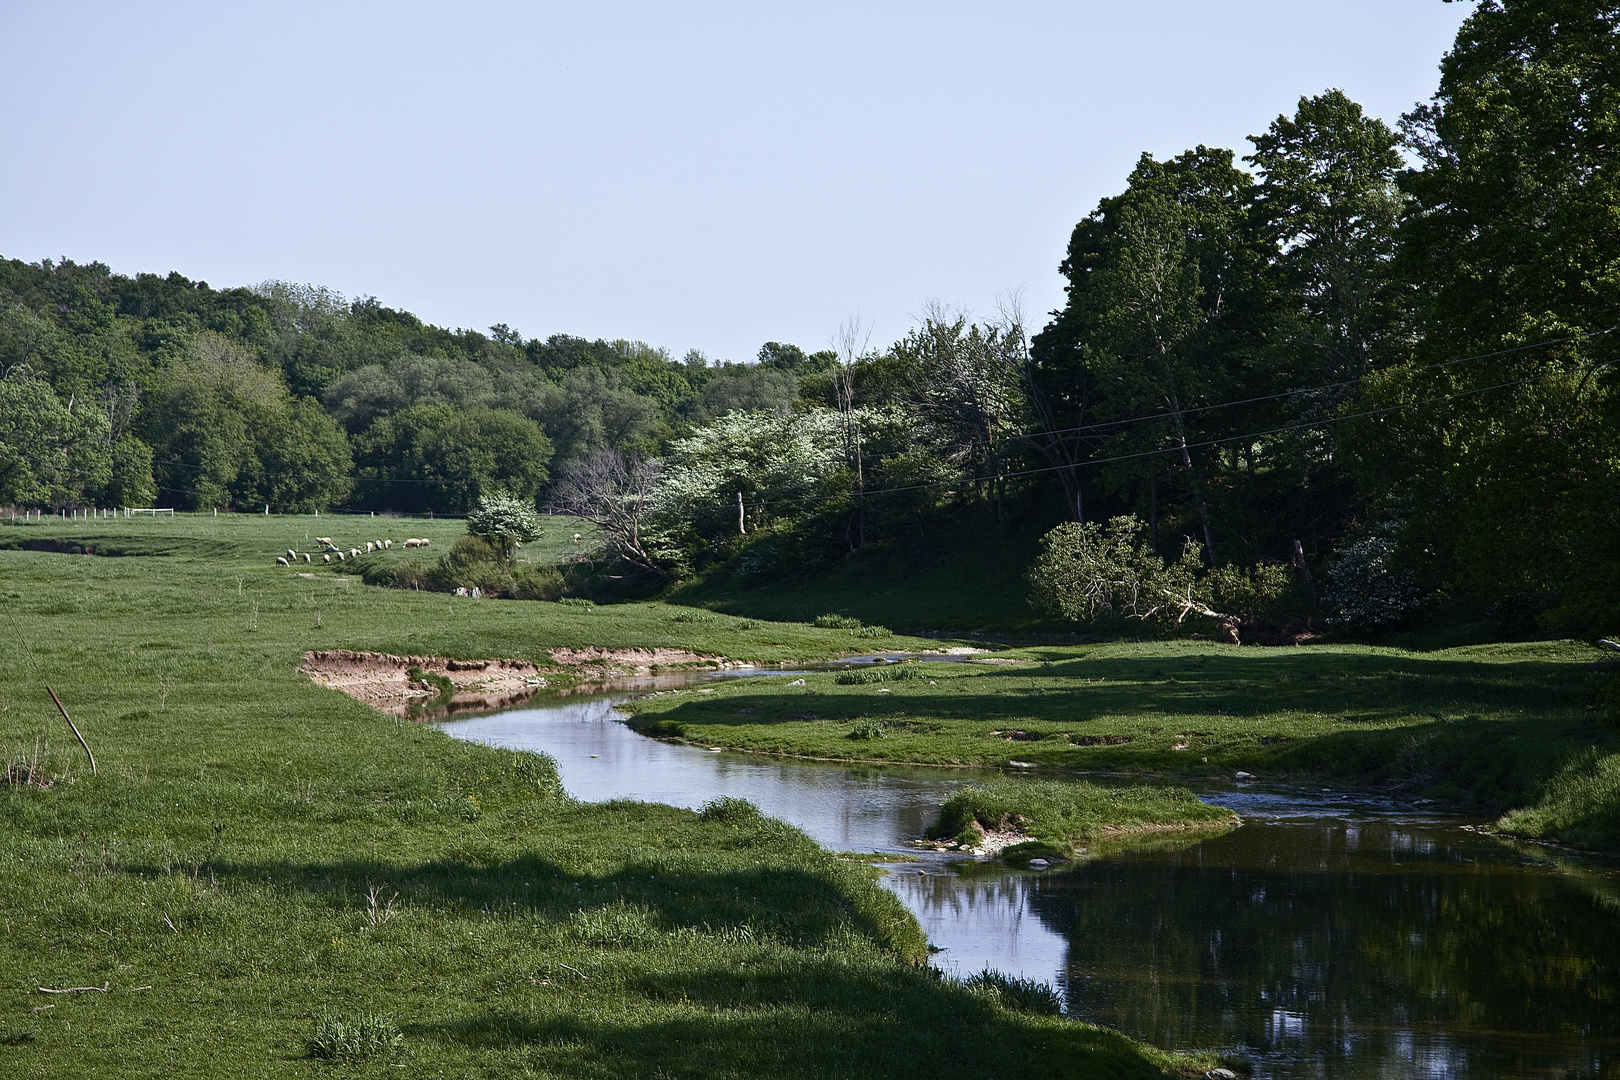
top-left (144, 323), bottom-right (1613, 508)
top-left (705, 347), bottom-right (1607, 513)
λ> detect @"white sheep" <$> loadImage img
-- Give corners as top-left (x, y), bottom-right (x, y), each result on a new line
top-left (323, 553), bottom-right (331, 563)
top-left (286, 548), bottom-right (297, 560)
top-left (374, 539), bottom-right (383, 549)
top-left (303, 553), bottom-right (311, 563)
top-left (315, 536), bottom-right (335, 549)
top-left (336, 551), bottom-right (345, 562)
top-left (383, 539), bottom-right (392, 549)
top-left (365, 542), bottom-right (375, 553)
top-left (419, 538), bottom-right (430, 548)
top-left (275, 556), bottom-right (289, 567)
top-left (349, 547), bottom-right (361, 558)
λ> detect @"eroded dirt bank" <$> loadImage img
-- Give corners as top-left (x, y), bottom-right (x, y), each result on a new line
top-left (300, 647), bottom-right (728, 716)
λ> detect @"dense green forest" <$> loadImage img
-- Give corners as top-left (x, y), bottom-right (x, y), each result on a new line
top-left (3, 1), bottom-right (1616, 638)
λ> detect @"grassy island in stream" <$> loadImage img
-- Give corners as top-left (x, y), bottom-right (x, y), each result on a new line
top-left (924, 780), bottom-right (1239, 865)
top-left (0, 514), bottom-right (1221, 1078)
top-left (624, 646), bottom-right (1620, 851)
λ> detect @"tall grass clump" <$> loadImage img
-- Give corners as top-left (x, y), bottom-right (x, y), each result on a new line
top-left (1497, 750), bottom-right (1620, 850)
top-left (698, 795), bottom-right (761, 823)
top-left (814, 613), bottom-right (863, 629)
top-left (965, 969), bottom-right (1064, 1016)
top-left (835, 663), bottom-right (927, 685)
top-left (307, 1012), bottom-right (404, 1060)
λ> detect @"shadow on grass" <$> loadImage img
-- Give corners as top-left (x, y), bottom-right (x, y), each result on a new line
top-left (647, 650), bottom-right (1588, 729)
top-left (114, 840), bottom-right (1185, 1076)
top-left (418, 989), bottom-right (1171, 1079)
top-left (631, 651), bottom-right (1611, 804)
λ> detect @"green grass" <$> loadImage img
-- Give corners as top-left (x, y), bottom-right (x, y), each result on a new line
top-left (1497, 748), bottom-right (1620, 850)
top-left (624, 643), bottom-right (1620, 849)
top-left (924, 779), bottom-right (1239, 863)
top-left (0, 514), bottom-right (1211, 1078)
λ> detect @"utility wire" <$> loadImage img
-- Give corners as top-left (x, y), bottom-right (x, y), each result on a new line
top-left (142, 324), bottom-right (1614, 506)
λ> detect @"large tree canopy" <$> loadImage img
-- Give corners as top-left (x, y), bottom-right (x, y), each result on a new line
top-left (1350, 0), bottom-right (1620, 632)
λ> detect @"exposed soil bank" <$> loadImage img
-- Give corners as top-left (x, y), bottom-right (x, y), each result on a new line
top-left (300, 647), bottom-right (731, 716)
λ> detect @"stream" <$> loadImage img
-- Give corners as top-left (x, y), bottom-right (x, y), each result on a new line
top-left (436, 665), bottom-right (1620, 1080)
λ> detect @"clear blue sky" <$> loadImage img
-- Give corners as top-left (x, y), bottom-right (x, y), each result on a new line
top-left (0, 2), bottom-right (1472, 363)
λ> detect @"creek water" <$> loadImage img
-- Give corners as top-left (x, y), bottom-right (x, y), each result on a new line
top-left (437, 667), bottom-right (1620, 1080)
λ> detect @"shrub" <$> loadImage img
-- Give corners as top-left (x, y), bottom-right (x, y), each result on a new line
top-left (434, 534), bottom-right (517, 595)
top-left (814, 613), bottom-right (863, 629)
top-left (307, 1012), bottom-right (403, 1060)
top-left (356, 557), bottom-right (434, 590)
top-left (1326, 536), bottom-right (1424, 632)
top-left (670, 609), bottom-right (719, 624)
top-left (513, 563), bottom-right (565, 601)
top-left (465, 492), bottom-right (542, 553)
top-left (855, 624), bottom-right (893, 638)
top-left (557, 597), bottom-right (595, 609)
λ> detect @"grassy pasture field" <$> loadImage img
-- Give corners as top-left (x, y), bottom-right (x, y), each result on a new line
top-left (626, 642), bottom-right (1620, 849)
top-left (0, 514), bottom-right (1219, 1078)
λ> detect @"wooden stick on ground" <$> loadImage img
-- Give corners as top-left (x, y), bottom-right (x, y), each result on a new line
top-left (45, 685), bottom-right (97, 776)
top-left (39, 982), bottom-right (110, 994)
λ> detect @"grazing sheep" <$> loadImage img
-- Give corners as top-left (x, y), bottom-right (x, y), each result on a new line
top-left (365, 542), bottom-right (375, 553)
top-left (323, 553), bottom-right (331, 563)
top-left (383, 539), bottom-right (392, 549)
top-left (349, 547), bottom-right (361, 558)
top-left (275, 556), bottom-right (289, 567)
top-left (402, 537), bottom-right (428, 548)
top-left (315, 536), bottom-right (335, 549)
top-left (419, 538), bottom-right (430, 548)
top-left (303, 553), bottom-right (311, 563)
top-left (286, 549), bottom-right (297, 560)
top-left (374, 539), bottom-right (383, 549)
top-left (336, 551), bottom-right (344, 562)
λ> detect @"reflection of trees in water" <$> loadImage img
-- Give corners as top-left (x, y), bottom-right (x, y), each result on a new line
top-left (1028, 822), bottom-right (1620, 1077)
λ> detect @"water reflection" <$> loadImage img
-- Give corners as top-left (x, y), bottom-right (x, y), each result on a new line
top-left (439, 684), bottom-right (983, 853)
top-left (1023, 816), bottom-right (1620, 1079)
top-left (439, 681), bottom-right (1620, 1080)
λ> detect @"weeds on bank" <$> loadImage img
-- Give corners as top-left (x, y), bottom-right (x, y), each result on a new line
top-left (965, 968), bottom-right (1065, 1016)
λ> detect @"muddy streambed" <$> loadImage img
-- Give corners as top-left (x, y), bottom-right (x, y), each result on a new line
top-left (436, 666), bottom-right (1620, 1080)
